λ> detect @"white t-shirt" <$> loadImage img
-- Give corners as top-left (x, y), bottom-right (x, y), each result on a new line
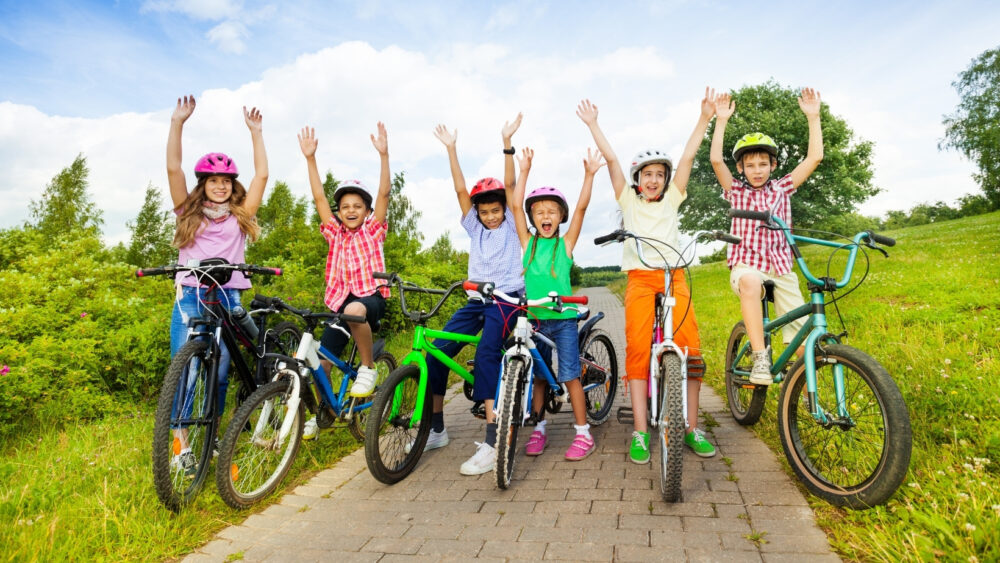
top-left (617, 181), bottom-right (686, 271)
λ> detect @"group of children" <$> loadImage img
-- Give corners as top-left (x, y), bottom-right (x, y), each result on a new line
top-left (165, 85), bottom-right (824, 474)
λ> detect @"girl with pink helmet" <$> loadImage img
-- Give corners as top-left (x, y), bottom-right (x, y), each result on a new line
top-left (511, 146), bottom-right (606, 461)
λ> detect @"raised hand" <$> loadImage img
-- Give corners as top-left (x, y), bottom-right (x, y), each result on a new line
top-left (298, 127), bottom-right (317, 158)
top-left (370, 121), bottom-right (388, 155)
top-left (517, 147), bottom-right (534, 171)
top-left (583, 147), bottom-right (606, 175)
top-left (700, 87), bottom-right (717, 119)
top-left (798, 87), bottom-right (821, 117)
top-left (502, 112), bottom-right (523, 140)
top-left (433, 124), bottom-right (457, 147)
top-left (715, 92), bottom-right (735, 119)
top-left (244, 106), bottom-right (263, 132)
top-left (576, 99), bottom-right (599, 125)
top-left (172, 95), bottom-right (196, 123)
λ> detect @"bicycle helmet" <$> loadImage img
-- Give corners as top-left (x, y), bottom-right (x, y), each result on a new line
top-left (194, 152), bottom-right (238, 179)
top-left (629, 149), bottom-right (673, 188)
top-left (732, 133), bottom-right (779, 162)
top-left (524, 186), bottom-right (569, 227)
top-left (469, 177), bottom-right (506, 206)
top-left (333, 179), bottom-right (373, 209)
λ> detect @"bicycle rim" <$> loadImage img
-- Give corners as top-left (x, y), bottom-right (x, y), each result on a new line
top-left (724, 321), bottom-right (767, 426)
top-left (496, 358), bottom-right (525, 489)
top-left (658, 353), bottom-right (684, 503)
top-left (364, 366), bottom-right (430, 484)
top-left (582, 331), bottom-right (618, 425)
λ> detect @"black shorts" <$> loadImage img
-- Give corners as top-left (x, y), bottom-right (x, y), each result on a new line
top-left (320, 293), bottom-right (387, 358)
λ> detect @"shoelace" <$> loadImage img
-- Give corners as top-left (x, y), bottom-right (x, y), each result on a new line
top-left (631, 431), bottom-right (648, 449)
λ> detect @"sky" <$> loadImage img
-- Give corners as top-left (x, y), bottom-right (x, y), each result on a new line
top-left (1, 0), bottom-right (997, 266)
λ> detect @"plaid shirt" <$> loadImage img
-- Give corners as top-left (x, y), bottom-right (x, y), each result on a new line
top-left (320, 216), bottom-right (390, 311)
top-left (723, 174), bottom-right (796, 275)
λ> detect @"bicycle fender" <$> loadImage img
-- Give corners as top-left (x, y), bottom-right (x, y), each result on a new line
top-left (576, 311), bottom-right (605, 347)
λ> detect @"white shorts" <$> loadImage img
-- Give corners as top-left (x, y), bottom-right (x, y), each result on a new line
top-left (729, 263), bottom-right (807, 344)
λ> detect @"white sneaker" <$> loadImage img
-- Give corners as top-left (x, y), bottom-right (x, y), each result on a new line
top-left (349, 365), bottom-right (378, 397)
top-left (405, 428), bottom-right (450, 453)
top-left (459, 442), bottom-right (496, 475)
top-left (302, 416), bottom-right (318, 441)
top-left (749, 348), bottom-right (773, 386)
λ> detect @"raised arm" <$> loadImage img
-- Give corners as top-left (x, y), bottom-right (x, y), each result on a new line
top-left (298, 127), bottom-right (333, 225)
top-left (788, 88), bottom-right (824, 188)
top-left (242, 106), bottom-right (268, 215)
top-left (502, 112), bottom-right (523, 201)
top-left (577, 99), bottom-right (627, 199)
top-left (511, 148), bottom-right (534, 248)
top-left (564, 148), bottom-right (605, 255)
top-left (672, 87), bottom-right (715, 196)
top-left (433, 124), bottom-right (471, 217)
top-left (370, 121), bottom-right (391, 223)
top-left (709, 92), bottom-right (735, 190)
top-left (166, 95), bottom-right (195, 209)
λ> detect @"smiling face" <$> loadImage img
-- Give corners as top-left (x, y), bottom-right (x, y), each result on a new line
top-left (530, 200), bottom-right (563, 239)
top-left (476, 201), bottom-right (505, 230)
top-left (203, 175), bottom-right (234, 203)
top-left (637, 163), bottom-right (667, 200)
top-left (736, 152), bottom-right (777, 188)
top-left (336, 193), bottom-right (370, 229)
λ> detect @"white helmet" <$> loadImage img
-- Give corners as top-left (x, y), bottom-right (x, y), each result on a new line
top-left (629, 149), bottom-right (673, 188)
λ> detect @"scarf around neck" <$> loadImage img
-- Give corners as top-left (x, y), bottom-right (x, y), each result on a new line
top-left (202, 201), bottom-right (231, 222)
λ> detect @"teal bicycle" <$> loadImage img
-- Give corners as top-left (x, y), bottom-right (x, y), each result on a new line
top-left (724, 208), bottom-right (912, 509)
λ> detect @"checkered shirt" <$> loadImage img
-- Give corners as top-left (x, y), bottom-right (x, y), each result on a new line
top-left (723, 173), bottom-right (797, 275)
top-left (462, 208), bottom-right (525, 295)
top-left (319, 216), bottom-right (390, 311)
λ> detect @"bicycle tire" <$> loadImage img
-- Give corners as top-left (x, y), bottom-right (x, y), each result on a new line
top-left (724, 321), bottom-right (767, 426)
top-left (495, 358), bottom-right (526, 489)
top-left (261, 321), bottom-right (303, 383)
top-left (581, 330), bottom-right (618, 425)
top-left (364, 365), bottom-right (431, 484)
top-left (348, 351), bottom-right (398, 442)
top-left (152, 339), bottom-right (217, 512)
top-left (215, 378), bottom-right (304, 509)
top-left (777, 344), bottom-right (912, 509)
top-left (658, 352), bottom-right (684, 503)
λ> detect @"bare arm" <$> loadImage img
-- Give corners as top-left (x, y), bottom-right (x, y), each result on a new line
top-left (511, 148), bottom-right (534, 249)
top-left (788, 88), bottom-right (824, 188)
top-left (298, 127), bottom-right (333, 225)
top-left (242, 106), bottom-right (268, 215)
top-left (709, 93), bottom-right (735, 191)
top-left (433, 125), bottom-right (471, 217)
top-left (563, 148), bottom-right (605, 255)
top-left (672, 87), bottom-right (715, 196)
top-left (577, 99), bottom-right (627, 199)
top-left (166, 96), bottom-right (195, 209)
top-left (371, 121), bottom-right (391, 224)
top-left (502, 112), bottom-right (523, 201)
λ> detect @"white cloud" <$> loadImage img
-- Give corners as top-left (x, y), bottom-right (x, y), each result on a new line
top-left (207, 20), bottom-right (249, 54)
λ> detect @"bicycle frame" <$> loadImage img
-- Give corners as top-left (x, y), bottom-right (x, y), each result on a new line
top-left (394, 326), bottom-right (480, 428)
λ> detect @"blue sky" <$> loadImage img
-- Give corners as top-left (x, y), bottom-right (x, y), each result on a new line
top-left (1, 0), bottom-right (998, 265)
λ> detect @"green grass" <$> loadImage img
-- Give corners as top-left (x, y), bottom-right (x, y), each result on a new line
top-left (610, 211), bottom-right (1000, 560)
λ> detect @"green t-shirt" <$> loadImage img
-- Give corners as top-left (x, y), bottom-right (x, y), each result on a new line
top-left (523, 236), bottom-right (577, 320)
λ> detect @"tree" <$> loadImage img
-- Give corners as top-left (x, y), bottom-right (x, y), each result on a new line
top-left (28, 154), bottom-right (104, 240)
top-left (383, 171), bottom-right (423, 275)
top-left (125, 184), bottom-right (175, 266)
top-left (681, 80), bottom-right (878, 232)
top-left (941, 46), bottom-right (1000, 210)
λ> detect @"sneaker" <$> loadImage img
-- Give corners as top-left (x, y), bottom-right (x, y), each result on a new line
top-left (459, 442), bottom-right (496, 475)
top-left (348, 365), bottom-right (378, 397)
top-left (302, 416), bottom-right (318, 441)
top-left (525, 430), bottom-right (547, 456)
top-left (749, 348), bottom-right (773, 385)
top-left (405, 428), bottom-right (450, 453)
top-left (565, 434), bottom-right (595, 461)
top-left (174, 451), bottom-right (197, 477)
top-left (629, 431), bottom-right (651, 464)
top-left (684, 428), bottom-right (717, 458)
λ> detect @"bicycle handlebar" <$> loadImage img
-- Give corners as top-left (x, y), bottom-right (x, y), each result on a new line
top-left (251, 295), bottom-right (366, 325)
top-left (865, 231), bottom-right (896, 247)
top-left (136, 262), bottom-right (282, 278)
top-left (727, 208), bottom-right (772, 223)
top-left (593, 230), bottom-right (626, 245)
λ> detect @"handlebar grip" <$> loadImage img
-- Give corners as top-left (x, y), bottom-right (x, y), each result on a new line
top-left (718, 233), bottom-right (742, 245)
top-left (866, 231), bottom-right (896, 247)
top-left (727, 208), bottom-right (772, 222)
top-left (246, 266), bottom-right (281, 276)
top-left (373, 271), bottom-right (394, 280)
top-left (562, 296), bottom-right (589, 305)
top-left (463, 280), bottom-right (495, 295)
top-left (594, 231), bottom-right (623, 245)
top-left (339, 313), bottom-right (367, 324)
top-left (135, 267), bottom-right (167, 278)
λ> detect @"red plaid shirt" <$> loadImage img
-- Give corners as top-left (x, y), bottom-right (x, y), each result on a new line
top-left (723, 174), bottom-right (796, 275)
top-left (320, 216), bottom-right (390, 311)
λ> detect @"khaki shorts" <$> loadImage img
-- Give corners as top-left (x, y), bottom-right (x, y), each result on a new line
top-left (729, 263), bottom-right (806, 344)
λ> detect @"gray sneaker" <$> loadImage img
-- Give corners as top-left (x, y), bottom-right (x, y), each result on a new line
top-left (749, 348), bottom-right (773, 385)
top-left (178, 451), bottom-right (198, 477)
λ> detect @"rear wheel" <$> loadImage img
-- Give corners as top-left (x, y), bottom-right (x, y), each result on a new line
top-left (580, 330), bottom-right (618, 425)
top-left (349, 352), bottom-right (398, 441)
top-left (725, 321), bottom-right (767, 425)
top-left (495, 359), bottom-right (526, 489)
top-left (658, 353), bottom-right (684, 503)
top-left (364, 366), bottom-right (431, 484)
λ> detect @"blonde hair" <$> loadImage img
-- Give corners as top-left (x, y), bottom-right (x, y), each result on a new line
top-left (172, 177), bottom-right (260, 249)
top-left (522, 228), bottom-right (560, 279)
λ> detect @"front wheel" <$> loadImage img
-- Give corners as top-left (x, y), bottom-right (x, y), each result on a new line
top-left (725, 321), bottom-right (767, 426)
top-left (364, 366), bottom-right (431, 484)
top-left (658, 353), bottom-right (684, 503)
top-left (777, 344), bottom-right (911, 509)
top-left (495, 358), bottom-right (526, 489)
top-left (348, 351), bottom-right (398, 442)
top-left (580, 330), bottom-right (618, 425)
top-left (215, 378), bottom-right (304, 509)
top-left (261, 321), bottom-right (303, 384)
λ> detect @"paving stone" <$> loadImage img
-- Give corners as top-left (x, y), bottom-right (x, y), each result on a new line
top-left (614, 544), bottom-right (687, 562)
top-left (542, 541), bottom-right (614, 561)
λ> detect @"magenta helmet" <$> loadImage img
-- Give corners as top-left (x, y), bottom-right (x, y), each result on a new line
top-left (524, 186), bottom-right (569, 227)
top-left (194, 152), bottom-right (239, 179)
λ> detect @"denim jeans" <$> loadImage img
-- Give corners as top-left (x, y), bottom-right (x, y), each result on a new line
top-left (533, 318), bottom-right (581, 383)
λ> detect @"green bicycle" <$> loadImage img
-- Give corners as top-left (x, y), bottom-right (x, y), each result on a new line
top-left (724, 208), bottom-right (912, 509)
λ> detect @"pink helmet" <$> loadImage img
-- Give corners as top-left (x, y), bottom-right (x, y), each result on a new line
top-left (194, 153), bottom-right (238, 179)
top-left (524, 186), bottom-right (569, 227)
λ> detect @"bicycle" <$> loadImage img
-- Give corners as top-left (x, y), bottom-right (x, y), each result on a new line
top-left (214, 295), bottom-right (397, 508)
top-left (723, 208), bottom-right (912, 509)
top-left (137, 259), bottom-right (301, 512)
top-left (594, 228), bottom-right (740, 502)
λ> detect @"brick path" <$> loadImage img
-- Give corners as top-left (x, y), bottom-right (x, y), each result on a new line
top-left (186, 287), bottom-right (840, 562)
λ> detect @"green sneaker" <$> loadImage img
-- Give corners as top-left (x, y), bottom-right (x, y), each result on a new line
top-left (685, 428), bottom-right (716, 458)
top-left (629, 431), bottom-right (650, 464)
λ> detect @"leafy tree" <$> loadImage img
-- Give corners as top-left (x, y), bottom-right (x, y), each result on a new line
top-left (125, 184), bottom-right (174, 267)
top-left (28, 154), bottom-right (104, 240)
top-left (383, 171), bottom-right (423, 275)
top-left (682, 80), bottom-right (877, 231)
top-left (941, 46), bottom-right (1000, 209)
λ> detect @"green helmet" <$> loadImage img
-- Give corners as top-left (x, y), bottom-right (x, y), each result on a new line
top-left (732, 133), bottom-right (778, 162)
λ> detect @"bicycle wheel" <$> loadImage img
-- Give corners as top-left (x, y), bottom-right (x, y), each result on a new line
top-left (215, 378), bottom-right (303, 508)
top-left (658, 352), bottom-right (684, 503)
top-left (725, 321), bottom-right (767, 426)
top-left (364, 365), bottom-right (431, 484)
top-left (581, 330), bottom-right (618, 425)
top-left (495, 358), bottom-right (526, 489)
top-left (152, 339), bottom-right (217, 512)
top-left (349, 351), bottom-right (398, 441)
top-left (777, 344), bottom-right (912, 509)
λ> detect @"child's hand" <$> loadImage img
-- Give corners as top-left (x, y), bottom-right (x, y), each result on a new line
top-left (715, 93), bottom-right (735, 119)
top-left (798, 87), bottom-right (821, 118)
top-left (244, 106), bottom-right (263, 132)
top-left (298, 126), bottom-right (317, 158)
top-left (501, 112), bottom-right (523, 140)
top-left (576, 99), bottom-right (599, 125)
top-left (517, 147), bottom-right (534, 172)
top-left (433, 124), bottom-right (456, 148)
top-left (172, 95), bottom-right (196, 123)
top-left (370, 121), bottom-right (388, 155)
top-left (583, 147), bottom-right (606, 175)
top-left (700, 87), bottom-right (717, 119)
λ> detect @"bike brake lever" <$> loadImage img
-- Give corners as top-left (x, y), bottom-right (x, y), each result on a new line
top-left (865, 242), bottom-right (889, 258)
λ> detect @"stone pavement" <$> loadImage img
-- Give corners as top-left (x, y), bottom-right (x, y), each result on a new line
top-left (186, 287), bottom-right (840, 562)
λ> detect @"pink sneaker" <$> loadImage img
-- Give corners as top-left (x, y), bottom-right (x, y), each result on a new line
top-left (565, 434), bottom-right (595, 461)
top-left (525, 430), bottom-right (547, 456)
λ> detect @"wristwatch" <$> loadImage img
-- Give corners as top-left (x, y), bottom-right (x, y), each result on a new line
top-left (503, 146), bottom-right (515, 155)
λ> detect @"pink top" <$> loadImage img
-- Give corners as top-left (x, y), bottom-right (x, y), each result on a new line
top-left (320, 216), bottom-right (390, 311)
top-left (723, 173), bottom-right (796, 276)
top-left (175, 211), bottom-right (251, 289)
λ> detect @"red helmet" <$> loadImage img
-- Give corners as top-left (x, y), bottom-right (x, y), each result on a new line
top-left (194, 152), bottom-right (238, 179)
top-left (470, 177), bottom-right (506, 206)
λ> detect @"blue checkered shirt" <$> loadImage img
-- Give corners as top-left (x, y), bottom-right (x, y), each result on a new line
top-left (462, 208), bottom-right (525, 295)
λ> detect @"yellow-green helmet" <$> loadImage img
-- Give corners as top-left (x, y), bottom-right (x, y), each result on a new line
top-left (732, 133), bottom-right (778, 162)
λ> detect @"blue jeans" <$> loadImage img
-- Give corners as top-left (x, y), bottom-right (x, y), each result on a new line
top-left (533, 318), bottom-right (581, 383)
top-left (170, 286), bottom-right (242, 413)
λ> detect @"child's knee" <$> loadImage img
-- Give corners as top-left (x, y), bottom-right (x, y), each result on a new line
top-left (737, 274), bottom-right (762, 298)
top-left (344, 301), bottom-right (367, 319)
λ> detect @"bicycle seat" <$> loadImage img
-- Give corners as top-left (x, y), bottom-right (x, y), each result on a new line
top-left (762, 281), bottom-right (776, 304)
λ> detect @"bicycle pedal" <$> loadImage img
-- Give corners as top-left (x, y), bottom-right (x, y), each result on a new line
top-left (470, 402), bottom-right (486, 420)
top-left (616, 407), bottom-right (634, 425)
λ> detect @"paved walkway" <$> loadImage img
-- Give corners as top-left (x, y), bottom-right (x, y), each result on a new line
top-left (186, 287), bottom-right (840, 562)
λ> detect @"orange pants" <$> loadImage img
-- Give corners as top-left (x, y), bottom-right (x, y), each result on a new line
top-left (624, 269), bottom-right (702, 382)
